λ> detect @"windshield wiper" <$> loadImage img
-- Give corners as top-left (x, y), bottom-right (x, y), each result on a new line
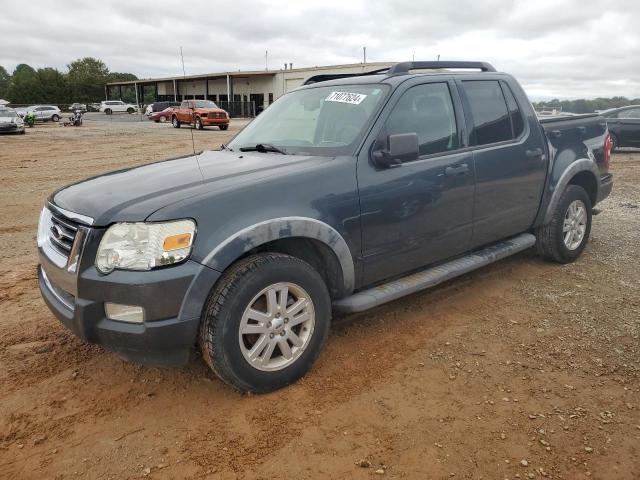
top-left (239, 143), bottom-right (288, 155)
top-left (221, 143), bottom-right (233, 151)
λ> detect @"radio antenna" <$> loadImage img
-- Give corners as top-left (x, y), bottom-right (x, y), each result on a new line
top-left (180, 46), bottom-right (199, 165)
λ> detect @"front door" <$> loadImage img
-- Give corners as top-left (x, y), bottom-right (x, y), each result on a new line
top-left (358, 80), bottom-right (475, 286)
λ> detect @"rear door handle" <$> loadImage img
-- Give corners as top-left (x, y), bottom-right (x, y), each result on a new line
top-left (525, 148), bottom-right (544, 160)
top-left (444, 163), bottom-right (469, 177)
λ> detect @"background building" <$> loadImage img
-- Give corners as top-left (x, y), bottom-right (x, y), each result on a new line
top-left (105, 62), bottom-right (393, 116)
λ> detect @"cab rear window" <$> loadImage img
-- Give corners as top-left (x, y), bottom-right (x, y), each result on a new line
top-left (462, 80), bottom-right (512, 146)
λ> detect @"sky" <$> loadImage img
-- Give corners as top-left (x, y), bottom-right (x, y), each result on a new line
top-left (1, 0), bottom-right (638, 100)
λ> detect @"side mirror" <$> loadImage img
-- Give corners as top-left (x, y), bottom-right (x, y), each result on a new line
top-left (372, 133), bottom-right (419, 168)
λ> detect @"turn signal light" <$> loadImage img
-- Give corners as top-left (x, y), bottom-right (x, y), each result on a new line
top-left (163, 233), bottom-right (192, 251)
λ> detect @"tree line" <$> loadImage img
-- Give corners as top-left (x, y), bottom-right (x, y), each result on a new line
top-left (532, 97), bottom-right (640, 114)
top-left (0, 57), bottom-right (138, 105)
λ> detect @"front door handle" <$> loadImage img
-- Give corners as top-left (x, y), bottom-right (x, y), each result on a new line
top-left (444, 163), bottom-right (469, 177)
top-left (525, 148), bottom-right (544, 160)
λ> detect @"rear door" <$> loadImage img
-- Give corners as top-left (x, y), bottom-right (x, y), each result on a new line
top-left (614, 108), bottom-right (640, 146)
top-left (358, 77), bottom-right (475, 286)
top-left (457, 78), bottom-right (548, 247)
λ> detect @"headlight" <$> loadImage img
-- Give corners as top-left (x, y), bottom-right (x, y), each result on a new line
top-left (95, 219), bottom-right (196, 274)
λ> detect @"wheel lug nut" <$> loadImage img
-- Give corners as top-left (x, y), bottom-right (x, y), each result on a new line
top-left (269, 333), bottom-right (274, 339)
top-left (284, 318), bottom-right (289, 323)
top-left (275, 313), bottom-right (281, 318)
top-left (267, 322), bottom-right (272, 328)
top-left (280, 331), bottom-right (285, 336)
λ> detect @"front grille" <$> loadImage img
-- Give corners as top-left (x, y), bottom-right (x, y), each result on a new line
top-left (207, 112), bottom-right (225, 119)
top-left (0, 124), bottom-right (18, 131)
top-left (49, 212), bottom-right (79, 258)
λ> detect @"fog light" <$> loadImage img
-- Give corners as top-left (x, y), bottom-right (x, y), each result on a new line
top-left (105, 303), bottom-right (144, 323)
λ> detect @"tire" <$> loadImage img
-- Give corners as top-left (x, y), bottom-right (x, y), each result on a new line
top-left (610, 133), bottom-right (619, 152)
top-left (105, 109), bottom-right (112, 115)
top-left (51, 114), bottom-right (60, 122)
top-left (127, 107), bottom-right (134, 114)
top-left (199, 253), bottom-right (331, 393)
top-left (172, 116), bottom-right (181, 128)
top-left (195, 117), bottom-right (203, 130)
top-left (159, 116), bottom-right (167, 123)
top-left (219, 124), bottom-right (229, 131)
top-left (535, 185), bottom-right (592, 263)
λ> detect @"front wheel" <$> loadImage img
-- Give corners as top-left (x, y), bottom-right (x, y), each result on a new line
top-left (51, 114), bottom-right (60, 122)
top-left (199, 253), bottom-right (331, 393)
top-left (219, 124), bottom-right (229, 131)
top-left (105, 109), bottom-right (112, 115)
top-left (172, 116), bottom-right (181, 128)
top-left (195, 117), bottom-right (203, 130)
top-left (536, 185), bottom-right (592, 263)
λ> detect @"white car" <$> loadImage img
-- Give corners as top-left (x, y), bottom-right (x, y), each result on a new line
top-left (0, 108), bottom-right (25, 134)
top-left (16, 105), bottom-right (61, 122)
top-left (99, 100), bottom-right (138, 115)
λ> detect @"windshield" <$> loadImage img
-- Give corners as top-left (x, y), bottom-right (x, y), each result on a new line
top-left (228, 84), bottom-right (389, 156)
top-left (0, 110), bottom-right (17, 118)
top-left (193, 100), bottom-right (218, 108)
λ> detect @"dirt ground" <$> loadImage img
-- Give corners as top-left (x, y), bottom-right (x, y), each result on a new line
top-left (0, 120), bottom-right (638, 480)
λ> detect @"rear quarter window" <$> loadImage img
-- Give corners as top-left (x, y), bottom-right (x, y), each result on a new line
top-left (462, 80), bottom-right (512, 146)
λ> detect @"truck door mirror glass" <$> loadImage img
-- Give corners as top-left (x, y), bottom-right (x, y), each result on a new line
top-left (372, 133), bottom-right (419, 168)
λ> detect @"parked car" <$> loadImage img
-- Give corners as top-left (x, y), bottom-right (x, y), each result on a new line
top-left (171, 100), bottom-right (229, 130)
top-left (87, 103), bottom-right (101, 112)
top-left (99, 100), bottom-right (137, 115)
top-left (69, 103), bottom-right (87, 113)
top-left (37, 61), bottom-right (613, 393)
top-left (0, 108), bottom-right (25, 134)
top-left (601, 105), bottom-right (640, 150)
top-left (145, 101), bottom-right (181, 116)
top-left (148, 107), bottom-right (174, 123)
top-left (16, 105), bottom-right (61, 122)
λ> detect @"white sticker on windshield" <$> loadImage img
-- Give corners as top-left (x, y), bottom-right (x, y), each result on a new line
top-left (325, 91), bottom-right (367, 105)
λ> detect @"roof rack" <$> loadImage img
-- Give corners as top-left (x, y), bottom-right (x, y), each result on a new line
top-left (388, 61), bottom-right (496, 74)
top-left (303, 68), bottom-right (390, 85)
top-left (302, 61), bottom-right (496, 86)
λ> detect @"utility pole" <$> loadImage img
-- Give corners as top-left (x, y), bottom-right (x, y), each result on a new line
top-left (437, 54), bottom-right (440, 61)
top-left (363, 46), bottom-right (366, 64)
top-left (265, 50), bottom-right (268, 71)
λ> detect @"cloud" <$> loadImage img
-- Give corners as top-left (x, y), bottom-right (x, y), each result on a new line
top-left (0, 0), bottom-right (637, 99)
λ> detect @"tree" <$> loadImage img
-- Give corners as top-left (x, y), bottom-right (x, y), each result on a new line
top-left (7, 64), bottom-right (40, 104)
top-left (108, 72), bottom-right (138, 83)
top-left (67, 57), bottom-right (109, 102)
top-left (37, 68), bottom-right (69, 104)
top-left (0, 66), bottom-right (10, 99)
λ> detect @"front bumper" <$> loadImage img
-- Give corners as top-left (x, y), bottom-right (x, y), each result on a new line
top-left (201, 117), bottom-right (229, 126)
top-left (0, 123), bottom-right (24, 133)
top-left (38, 220), bottom-right (220, 366)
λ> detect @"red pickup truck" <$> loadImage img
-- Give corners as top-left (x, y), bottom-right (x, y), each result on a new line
top-left (171, 100), bottom-right (229, 130)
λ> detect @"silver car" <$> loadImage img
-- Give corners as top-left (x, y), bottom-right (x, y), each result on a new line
top-left (16, 105), bottom-right (61, 122)
top-left (0, 108), bottom-right (26, 134)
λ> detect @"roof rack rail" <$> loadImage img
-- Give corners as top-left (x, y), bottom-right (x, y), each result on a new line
top-left (388, 61), bottom-right (496, 74)
top-left (303, 68), bottom-right (390, 85)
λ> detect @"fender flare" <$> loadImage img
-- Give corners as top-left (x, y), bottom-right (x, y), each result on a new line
top-left (543, 158), bottom-right (600, 224)
top-left (201, 217), bottom-right (356, 295)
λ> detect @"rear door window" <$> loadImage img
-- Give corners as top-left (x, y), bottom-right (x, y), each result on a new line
top-left (462, 80), bottom-right (512, 146)
top-left (501, 82), bottom-right (525, 138)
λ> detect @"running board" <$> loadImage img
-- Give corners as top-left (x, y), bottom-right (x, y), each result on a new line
top-left (333, 233), bottom-right (536, 314)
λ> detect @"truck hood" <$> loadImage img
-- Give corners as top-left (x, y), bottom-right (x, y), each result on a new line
top-left (51, 150), bottom-right (322, 226)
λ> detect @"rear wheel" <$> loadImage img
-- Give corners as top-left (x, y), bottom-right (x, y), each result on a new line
top-left (127, 107), bottom-right (135, 114)
top-left (536, 185), bottom-right (592, 263)
top-left (610, 133), bottom-right (619, 152)
top-left (172, 116), bottom-right (181, 128)
top-left (105, 109), bottom-right (112, 115)
top-left (51, 114), bottom-right (60, 122)
top-left (159, 116), bottom-right (167, 123)
top-left (199, 253), bottom-right (331, 393)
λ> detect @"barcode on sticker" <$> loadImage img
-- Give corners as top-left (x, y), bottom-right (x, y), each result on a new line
top-left (325, 91), bottom-right (367, 105)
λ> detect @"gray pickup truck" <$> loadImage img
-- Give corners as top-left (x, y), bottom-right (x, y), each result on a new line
top-left (38, 61), bottom-right (613, 393)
